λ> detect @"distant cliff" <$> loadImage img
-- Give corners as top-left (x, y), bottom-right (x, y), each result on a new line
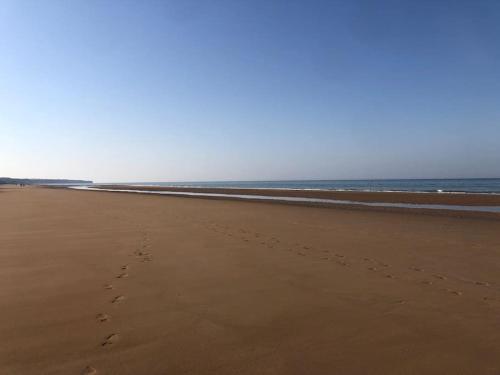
top-left (0, 177), bottom-right (93, 185)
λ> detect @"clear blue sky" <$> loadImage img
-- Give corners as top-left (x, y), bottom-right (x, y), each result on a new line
top-left (1, 0), bottom-right (499, 182)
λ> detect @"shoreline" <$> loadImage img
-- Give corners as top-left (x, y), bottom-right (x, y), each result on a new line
top-left (69, 185), bottom-right (500, 217)
top-left (88, 185), bottom-right (500, 205)
top-left (123, 184), bottom-right (500, 195)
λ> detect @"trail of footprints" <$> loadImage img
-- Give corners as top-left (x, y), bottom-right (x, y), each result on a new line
top-left (83, 229), bottom-right (153, 374)
top-left (202, 222), bottom-right (499, 305)
top-left (82, 218), bottom-right (497, 373)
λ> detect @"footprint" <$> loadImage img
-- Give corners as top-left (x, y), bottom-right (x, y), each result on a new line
top-left (483, 296), bottom-right (500, 303)
top-left (475, 281), bottom-right (490, 287)
top-left (337, 260), bottom-right (350, 267)
top-left (81, 366), bottom-right (97, 375)
top-left (334, 254), bottom-right (345, 258)
top-left (104, 284), bottom-right (113, 290)
top-left (446, 289), bottom-right (462, 296)
top-left (319, 256), bottom-right (330, 260)
top-left (368, 267), bottom-right (377, 271)
top-left (121, 265), bottom-right (129, 270)
top-left (297, 252), bottom-right (306, 256)
top-left (111, 295), bottom-right (125, 304)
top-left (96, 313), bottom-right (110, 323)
top-left (410, 267), bottom-right (424, 272)
top-left (433, 274), bottom-right (447, 280)
top-left (385, 274), bottom-right (395, 279)
top-left (420, 280), bottom-right (433, 285)
top-left (102, 333), bottom-right (120, 347)
top-left (116, 273), bottom-right (129, 279)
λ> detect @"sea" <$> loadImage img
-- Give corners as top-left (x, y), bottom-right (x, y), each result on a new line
top-left (114, 178), bottom-right (500, 194)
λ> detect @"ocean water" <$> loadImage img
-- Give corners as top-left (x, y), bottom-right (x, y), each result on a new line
top-left (118, 179), bottom-right (500, 194)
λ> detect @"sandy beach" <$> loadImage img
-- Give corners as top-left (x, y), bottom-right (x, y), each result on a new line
top-left (2, 186), bottom-right (500, 375)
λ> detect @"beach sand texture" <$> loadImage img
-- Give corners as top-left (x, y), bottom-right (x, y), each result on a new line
top-left (1, 186), bottom-right (500, 374)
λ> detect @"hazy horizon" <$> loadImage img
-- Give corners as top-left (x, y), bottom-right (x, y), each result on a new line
top-left (4, 176), bottom-right (500, 185)
top-left (2, 0), bottom-right (499, 182)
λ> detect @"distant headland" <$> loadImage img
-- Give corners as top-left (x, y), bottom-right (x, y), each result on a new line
top-left (0, 177), bottom-right (92, 185)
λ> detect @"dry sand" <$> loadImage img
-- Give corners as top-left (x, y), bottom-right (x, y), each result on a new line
top-left (1, 186), bottom-right (500, 374)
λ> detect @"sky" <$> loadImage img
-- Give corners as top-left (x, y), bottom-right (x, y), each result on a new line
top-left (1, 0), bottom-right (499, 182)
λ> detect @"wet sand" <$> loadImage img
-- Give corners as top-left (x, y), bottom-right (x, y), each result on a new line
top-left (1, 186), bottom-right (500, 374)
top-left (94, 184), bottom-right (500, 206)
